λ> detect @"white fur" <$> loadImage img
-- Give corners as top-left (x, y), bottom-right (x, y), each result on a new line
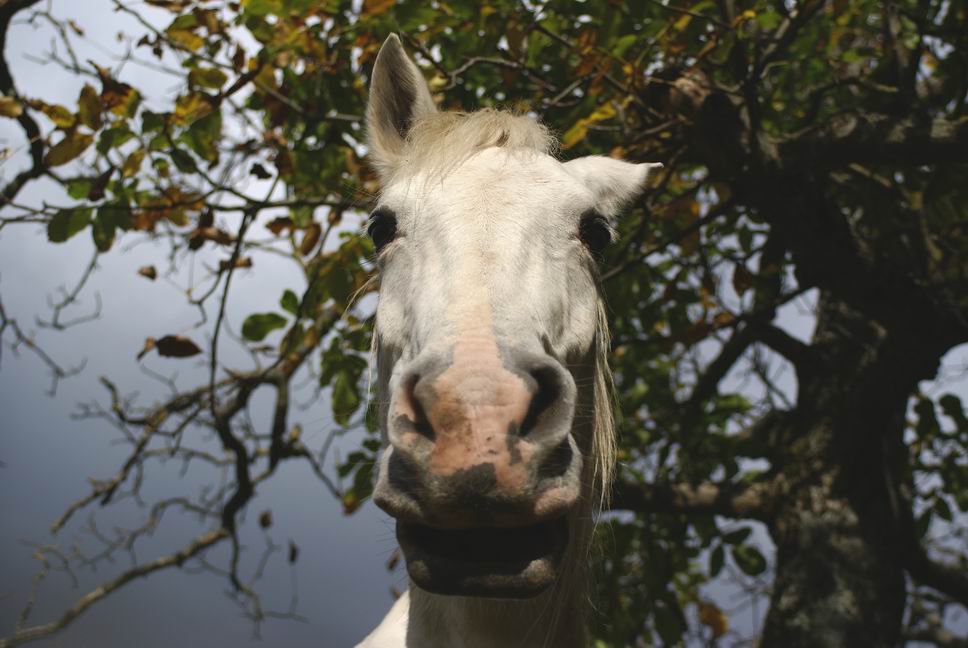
top-left (359, 35), bottom-right (660, 648)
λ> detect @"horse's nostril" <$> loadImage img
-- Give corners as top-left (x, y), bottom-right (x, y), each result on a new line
top-left (538, 439), bottom-right (573, 479)
top-left (520, 366), bottom-right (561, 437)
top-left (403, 373), bottom-right (435, 441)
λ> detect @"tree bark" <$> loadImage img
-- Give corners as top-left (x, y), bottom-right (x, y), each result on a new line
top-left (760, 297), bottom-right (943, 647)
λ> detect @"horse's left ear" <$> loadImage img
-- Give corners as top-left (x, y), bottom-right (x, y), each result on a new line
top-left (564, 156), bottom-right (663, 217)
top-left (366, 34), bottom-right (437, 179)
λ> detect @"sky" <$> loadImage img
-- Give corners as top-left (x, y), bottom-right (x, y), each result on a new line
top-left (0, 2), bottom-right (966, 647)
top-left (0, 2), bottom-right (400, 646)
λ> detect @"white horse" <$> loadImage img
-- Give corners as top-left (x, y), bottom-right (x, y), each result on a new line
top-left (357, 35), bottom-right (660, 648)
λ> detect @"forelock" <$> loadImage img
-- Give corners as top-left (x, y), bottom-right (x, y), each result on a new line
top-left (391, 108), bottom-right (558, 181)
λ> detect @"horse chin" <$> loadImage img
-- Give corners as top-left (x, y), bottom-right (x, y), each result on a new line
top-left (397, 517), bottom-right (569, 599)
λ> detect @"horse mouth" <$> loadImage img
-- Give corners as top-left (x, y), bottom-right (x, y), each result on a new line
top-left (397, 517), bottom-right (568, 598)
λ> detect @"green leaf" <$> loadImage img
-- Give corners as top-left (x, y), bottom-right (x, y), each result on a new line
top-left (189, 67), bottom-right (228, 89)
top-left (915, 397), bottom-right (940, 437)
top-left (170, 148), bottom-right (197, 172)
top-left (168, 13), bottom-right (198, 30)
top-left (142, 110), bottom-right (165, 133)
top-left (66, 178), bottom-right (93, 200)
top-left (241, 312), bottom-right (288, 341)
top-left (611, 34), bottom-right (637, 58)
top-left (78, 84), bottom-right (103, 130)
top-left (732, 544), bottom-right (767, 576)
top-left (183, 111), bottom-right (222, 162)
top-left (332, 370), bottom-right (361, 425)
top-left (242, 0), bottom-right (282, 16)
top-left (934, 497), bottom-right (953, 522)
top-left (46, 132), bottom-right (94, 166)
top-left (290, 205), bottom-right (313, 228)
top-left (97, 126), bottom-right (135, 155)
top-left (280, 289), bottom-right (300, 316)
top-left (92, 204), bottom-right (131, 251)
top-left (709, 544), bottom-right (725, 577)
top-left (48, 208), bottom-right (92, 242)
top-left (939, 394), bottom-right (967, 430)
top-left (756, 10), bottom-right (782, 30)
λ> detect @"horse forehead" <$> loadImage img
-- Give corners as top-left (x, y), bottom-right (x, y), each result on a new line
top-left (388, 149), bottom-right (585, 213)
top-left (446, 149), bottom-right (576, 199)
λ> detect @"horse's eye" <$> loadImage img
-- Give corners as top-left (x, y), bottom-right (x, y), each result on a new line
top-left (578, 210), bottom-right (612, 256)
top-left (368, 207), bottom-right (397, 253)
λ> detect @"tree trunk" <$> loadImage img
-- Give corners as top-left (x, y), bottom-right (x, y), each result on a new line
top-left (761, 297), bottom-right (943, 647)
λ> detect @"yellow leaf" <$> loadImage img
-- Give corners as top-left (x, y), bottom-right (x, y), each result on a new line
top-left (587, 103), bottom-right (616, 122)
top-left (45, 132), bottom-right (93, 167)
top-left (698, 602), bottom-right (728, 638)
top-left (561, 122), bottom-right (588, 150)
top-left (0, 95), bottom-right (22, 118)
top-left (561, 103), bottom-right (617, 150)
top-left (174, 92), bottom-right (212, 125)
top-left (39, 102), bottom-right (75, 129)
top-left (427, 73), bottom-right (448, 92)
top-left (78, 84), bottom-right (102, 130)
top-left (733, 9), bottom-right (756, 27)
top-left (166, 28), bottom-right (204, 51)
top-left (122, 148), bottom-right (145, 178)
top-left (101, 82), bottom-right (140, 117)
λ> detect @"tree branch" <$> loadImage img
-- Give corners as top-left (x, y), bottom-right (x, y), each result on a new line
top-left (610, 478), bottom-right (776, 521)
top-left (0, 529), bottom-right (229, 648)
top-left (0, 0), bottom-right (48, 204)
top-left (787, 114), bottom-right (968, 167)
top-left (905, 544), bottom-right (968, 610)
top-left (755, 323), bottom-right (812, 368)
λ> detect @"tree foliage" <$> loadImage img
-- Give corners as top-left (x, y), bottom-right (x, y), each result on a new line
top-left (1, 0), bottom-right (967, 646)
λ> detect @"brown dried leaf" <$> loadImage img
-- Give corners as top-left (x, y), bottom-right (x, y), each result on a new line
top-left (258, 510), bottom-right (273, 529)
top-left (138, 265), bottom-right (158, 281)
top-left (266, 216), bottom-right (294, 235)
top-left (299, 222), bottom-right (321, 256)
top-left (218, 256), bottom-right (252, 271)
top-left (732, 264), bottom-right (755, 295)
top-left (154, 335), bottom-right (203, 358)
top-left (698, 601), bottom-right (728, 638)
top-left (362, 0), bottom-right (395, 15)
top-left (250, 162), bottom-right (272, 179)
top-left (88, 168), bottom-right (113, 201)
top-left (94, 66), bottom-right (141, 117)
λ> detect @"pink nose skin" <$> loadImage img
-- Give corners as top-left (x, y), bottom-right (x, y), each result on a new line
top-left (374, 341), bottom-right (580, 529)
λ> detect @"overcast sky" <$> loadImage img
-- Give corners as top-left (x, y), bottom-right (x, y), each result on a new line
top-left (1, 2), bottom-right (966, 647)
top-left (0, 2), bottom-right (400, 646)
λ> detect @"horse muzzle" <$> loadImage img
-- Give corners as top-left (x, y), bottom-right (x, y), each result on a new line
top-left (373, 344), bottom-right (582, 598)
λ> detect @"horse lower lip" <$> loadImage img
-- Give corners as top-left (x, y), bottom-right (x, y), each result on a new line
top-left (399, 518), bottom-right (566, 566)
top-left (397, 517), bottom-right (568, 598)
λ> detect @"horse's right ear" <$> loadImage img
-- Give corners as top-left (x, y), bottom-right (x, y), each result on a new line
top-left (366, 34), bottom-right (437, 180)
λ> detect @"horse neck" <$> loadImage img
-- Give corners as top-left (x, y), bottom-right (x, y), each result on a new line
top-left (404, 504), bottom-right (595, 648)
